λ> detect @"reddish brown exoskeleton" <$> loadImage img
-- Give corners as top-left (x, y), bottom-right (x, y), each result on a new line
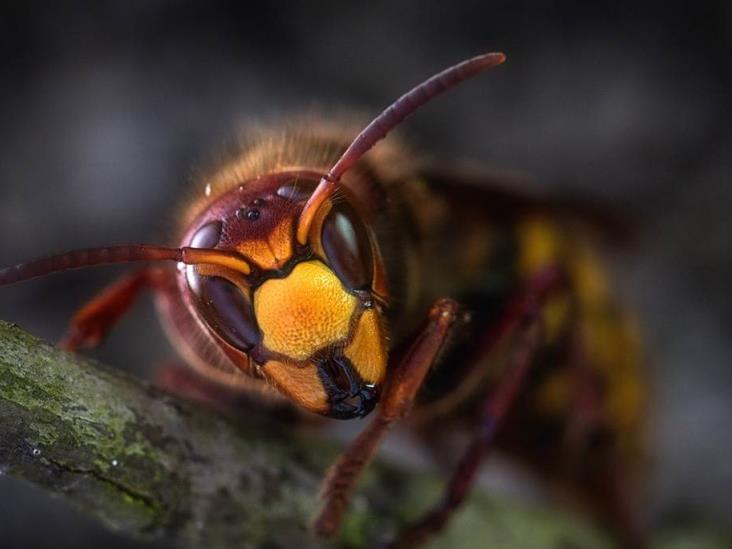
top-left (0, 53), bottom-right (647, 548)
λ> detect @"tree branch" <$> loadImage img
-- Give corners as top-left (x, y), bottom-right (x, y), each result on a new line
top-left (0, 321), bottom-right (725, 548)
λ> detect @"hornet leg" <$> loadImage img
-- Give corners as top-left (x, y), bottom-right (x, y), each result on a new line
top-left (314, 298), bottom-right (461, 537)
top-left (391, 266), bottom-right (565, 548)
top-left (60, 267), bottom-right (172, 351)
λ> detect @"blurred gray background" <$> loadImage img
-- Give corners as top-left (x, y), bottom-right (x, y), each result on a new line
top-left (0, 1), bottom-right (731, 547)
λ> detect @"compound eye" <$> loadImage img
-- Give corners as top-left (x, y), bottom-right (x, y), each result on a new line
top-left (185, 220), bottom-right (223, 295)
top-left (321, 201), bottom-right (373, 290)
top-left (190, 220), bottom-right (222, 248)
top-left (194, 276), bottom-right (261, 352)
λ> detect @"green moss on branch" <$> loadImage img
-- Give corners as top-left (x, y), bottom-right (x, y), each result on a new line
top-left (0, 321), bottom-right (727, 548)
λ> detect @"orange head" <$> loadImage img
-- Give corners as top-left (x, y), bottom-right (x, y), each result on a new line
top-left (179, 171), bottom-right (388, 418)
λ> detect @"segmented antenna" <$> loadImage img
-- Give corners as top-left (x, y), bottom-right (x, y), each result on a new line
top-left (296, 51), bottom-right (507, 244)
top-left (0, 245), bottom-right (251, 287)
top-left (0, 53), bottom-right (505, 286)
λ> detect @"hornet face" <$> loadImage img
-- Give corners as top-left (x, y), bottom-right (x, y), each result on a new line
top-left (180, 170), bottom-right (388, 419)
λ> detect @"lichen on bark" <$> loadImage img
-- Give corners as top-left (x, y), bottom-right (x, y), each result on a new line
top-left (0, 320), bottom-right (728, 548)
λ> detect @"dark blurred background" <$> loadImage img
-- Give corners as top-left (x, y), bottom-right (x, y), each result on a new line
top-left (1, 2), bottom-right (731, 547)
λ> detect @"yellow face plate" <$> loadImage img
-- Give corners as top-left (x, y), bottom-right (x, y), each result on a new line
top-left (254, 260), bottom-right (357, 361)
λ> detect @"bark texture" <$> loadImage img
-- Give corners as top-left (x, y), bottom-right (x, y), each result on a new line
top-left (0, 321), bottom-right (726, 548)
